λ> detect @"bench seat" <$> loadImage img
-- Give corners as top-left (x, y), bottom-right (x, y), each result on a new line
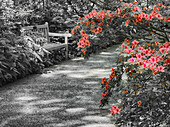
top-left (43, 43), bottom-right (66, 51)
top-left (22, 22), bottom-right (72, 59)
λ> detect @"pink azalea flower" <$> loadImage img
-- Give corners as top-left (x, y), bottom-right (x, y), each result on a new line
top-left (149, 64), bottom-right (157, 69)
top-left (164, 58), bottom-right (170, 66)
top-left (149, 56), bottom-right (157, 63)
top-left (128, 3), bottom-right (132, 7)
top-left (143, 60), bottom-right (148, 68)
top-left (145, 14), bottom-right (149, 19)
top-left (136, 53), bottom-right (142, 60)
top-left (143, 63), bottom-right (147, 68)
top-left (148, 15), bottom-right (153, 21)
top-left (156, 56), bottom-right (162, 62)
top-left (124, 45), bottom-right (128, 49)
top-left (159, 48), bottom-right (167, 54)
top-left (141, 13), bottom-right (146, 18)
top-left (78, 42), bottom-right (82, 48)
top-left (128, 48), bottom-right (134, 54)
top-left (129, 57), bottom-right (136, 62)
top-left (145, 49), bottom-right (151, 56)
top-left (158, 66), bottom-right (165, 72)
top-left (163, 42), bottom-right (169, 48)
top-left (124, 49), bottom-right (128, 53)
top-left (92, 9), bottom-right (98, 17)
top-left (159, 45), bottom-right (164, 48)
top-left (132, 40), bottom-right (139, 47)
top-left (135, 7), bottom-right (140, 11)
top-left (124, 3), bottom-right (128, 7)
top-left (120, 43), bottom-right (124, 48)
top-left (110, 105), bottom-right (121, 115)
top-left (152, 67), bottom-right (158, 75)
top-left (118, 8), bottom-right (122, 14)
top-left (156, 14), bottom-right (162, 19)
top-left (137, 46), bottom-right (144, 50)
top-left (151, 49), bottom-right (155, 54)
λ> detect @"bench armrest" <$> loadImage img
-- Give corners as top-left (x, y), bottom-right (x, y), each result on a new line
top-left (49, 32), bottom-right (72, 37)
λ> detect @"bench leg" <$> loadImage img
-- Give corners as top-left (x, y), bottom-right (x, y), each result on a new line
top-left (65, 36), bottom-right (68, 59)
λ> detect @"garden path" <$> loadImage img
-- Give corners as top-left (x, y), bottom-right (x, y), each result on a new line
top-left (0, 44), bottom-right (120, 127)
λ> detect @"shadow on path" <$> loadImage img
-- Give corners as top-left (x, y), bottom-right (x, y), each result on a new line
top-left (0, 45), bottom-right (120, 127)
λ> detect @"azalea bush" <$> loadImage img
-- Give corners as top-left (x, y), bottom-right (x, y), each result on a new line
top-left (100, 39), bottom-right (169, 126)
top-left (72, 1), bottom-right (169, 56)
top-left (72, 1), bottom-right (170, 126)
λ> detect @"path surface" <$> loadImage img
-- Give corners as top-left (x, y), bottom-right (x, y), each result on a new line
top-left (0, 45), bottom-right (120, 127)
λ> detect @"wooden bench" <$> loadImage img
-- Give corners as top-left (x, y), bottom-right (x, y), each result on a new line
top-left (21, 22), bottom-right (72, 59)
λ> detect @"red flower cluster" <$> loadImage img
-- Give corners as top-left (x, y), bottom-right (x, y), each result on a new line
top-left (109, 68), bottom-right (117, 80)
top-left (101, 77), bottom-right (106, 84)
top-left (102, 92), bottom-right (107, 99)
top-left (137, 100), bottom-right (142, 106)
top-left (72, 25), bottom-right (80, 35)
top-left (72, 2), bottom-right (169, 54)
top-left (123, 89), bottom-right (128, 94)
top-left (78, 35), bottom-right (91, 48)
top-left (110, 105), bottom-right (121, 115)
top-left (117, 2), bottom-right (169, 26)
top-left (72, 1), bottom-right (170, 117)
top-left (121, 41), bottom-right (170, 75)
top-left (101, 77), bottom-right (110, 91)
top-left (90, 26), bottom-right (103, 34)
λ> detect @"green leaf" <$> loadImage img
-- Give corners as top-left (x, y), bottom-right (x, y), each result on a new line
top-left (32, 51), bottom-right (43, 62)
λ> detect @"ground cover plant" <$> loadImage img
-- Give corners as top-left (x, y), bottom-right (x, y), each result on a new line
top-left (72, 1), bottom-right (170, 126)
top-left (0, 29), bottom-right (50, 85)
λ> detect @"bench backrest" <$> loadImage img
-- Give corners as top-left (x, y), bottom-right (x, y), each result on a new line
top-left (21, 22), bottom-right (50, 43)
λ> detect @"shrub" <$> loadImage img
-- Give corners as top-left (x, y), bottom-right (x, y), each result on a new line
top-left (72, 1), bottom-right (170, 126)
top-left (0, 30), bottom-right (48, 85)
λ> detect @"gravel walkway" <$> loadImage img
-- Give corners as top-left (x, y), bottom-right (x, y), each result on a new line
top-left (0, 45), bottom-right (120, 127)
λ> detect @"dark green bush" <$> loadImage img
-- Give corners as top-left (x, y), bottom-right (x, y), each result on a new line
top-left (0, 31), bottom-right (49, 86)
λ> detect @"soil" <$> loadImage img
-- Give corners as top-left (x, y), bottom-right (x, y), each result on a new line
top-left (0, 44), bottom-right (121, 127)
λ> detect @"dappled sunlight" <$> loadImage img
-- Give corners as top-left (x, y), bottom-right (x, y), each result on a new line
top-left (71, 57), bottom-right (85, 61)
top-left (29, 98), bottom-right (66, 105)
top-left (100, 52), bottom-right (116, 55)
top-left (114, 51), bottom-right (121, 54)
top-left (54, 70), bottom-right (75, 74)
top-left (15, 96), bottom-right (65, 114)
top-left (96, 55), bottom-right (117, 58)
top-left (20, 106), bottom-right (61, 118)
top-left (0, 97), bottom-right (3, 101)
top-left (73, 95), bottom-right (96, 105)
top-left (84, 68), bottom-right (112, 78)
top-left (63, 120), bottom-right (86, 127)
top-left (82, 115), bottom-right (111, 122)
top-left (87, 60), bottom-right (105, 63)
top-left (15, 96), bottom-right (38, 101)
top-left (80, 123), bottom-right (115, 127)
top-left (39, 107), bottom-right (61, 113)
top-left (74, 95), bottom-right (92, 101)
top-left (18, 98), bottom-right (64, 114)
top-left (68, 73), bottom-right (89, 78)
top-left (41, 72), bottom-right (55, 78)
top-left (53, 69), bottom-right (88, 75)
top-left (75, 100), bottom-right (96, 105)
top-left (66, 108), bottom-right (86, 114)
top-left (66, 68), bottom-right (111, 79)
top-left (48, 123), bottom-right (65, 127)
top-left (20, 104), bottom-right (38, 114)
top-left (84, 81), bottom-right (99, 85)
top-left (54, 64), bottom-right (85, 70)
